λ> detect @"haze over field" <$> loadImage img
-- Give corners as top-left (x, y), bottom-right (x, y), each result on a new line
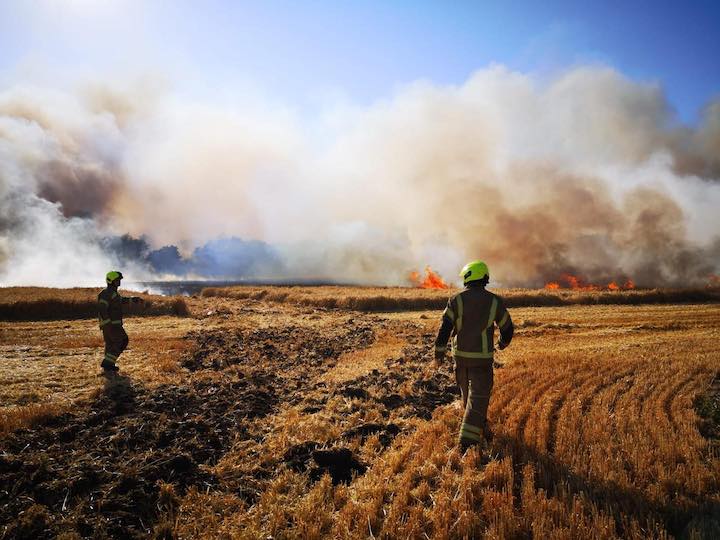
top-left (1, 1), bottom-right (719, 287)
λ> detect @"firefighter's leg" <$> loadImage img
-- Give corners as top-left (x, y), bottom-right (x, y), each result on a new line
top-left (455, 363), bottom-right (469, 409)
top-left (100, 324), bottom-right (127, 370)
top-left (459, 364), bottom-right (494, 449)
top-left (118, 326), bottom-right (129, 355)
top-left (100, 324), bottom-right (118, 369)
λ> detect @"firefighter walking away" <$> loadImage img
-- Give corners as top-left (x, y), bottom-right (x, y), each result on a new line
top-left (98, 271), bottom-right (142, 372)
top-left (433, 261), bottom-right (514, 452)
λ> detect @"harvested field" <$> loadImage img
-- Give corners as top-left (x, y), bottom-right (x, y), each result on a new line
top-left (201, 284), bottom-right (720, 311)
top-left (0, 287), bottom-right (190, 321)
top-left (1, 287), bottom-right (719, 539)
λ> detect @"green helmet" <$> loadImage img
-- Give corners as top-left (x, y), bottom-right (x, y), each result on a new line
top-left (459, 260), bottom-right (489, 285)
top-left (106, 270), bottom-right (123, 285)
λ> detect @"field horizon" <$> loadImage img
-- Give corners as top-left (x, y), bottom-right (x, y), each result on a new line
top-left (2, 284), bottom-right (720, 322)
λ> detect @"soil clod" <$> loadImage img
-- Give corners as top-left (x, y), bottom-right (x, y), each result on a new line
top-left (311, 448), bottom-right (366, 485)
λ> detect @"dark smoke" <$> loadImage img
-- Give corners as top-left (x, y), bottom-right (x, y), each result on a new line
top-left (454, 170), bottom-right (717, 287)
top-left (189, 238), bottom-right (283, 278)
top-left (37, 160), bottom-right (120, 219)
top-left (147, 246), bottom-right (188, 276)
top-left (670, 100), bottom-right (720, 180)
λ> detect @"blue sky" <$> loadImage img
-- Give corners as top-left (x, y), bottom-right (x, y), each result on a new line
top-left (1, 0), bottom-right (718, 122)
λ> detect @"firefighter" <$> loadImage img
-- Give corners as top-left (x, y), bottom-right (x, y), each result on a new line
top-left (433, 261), bottom-right (514, 451)
top-left (98, 271), bottom-right (142, 372)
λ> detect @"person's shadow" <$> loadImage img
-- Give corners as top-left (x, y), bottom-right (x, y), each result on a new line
top-left (100, 371), bottom-right (136, 415)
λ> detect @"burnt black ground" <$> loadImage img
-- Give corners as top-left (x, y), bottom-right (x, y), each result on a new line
top-left (0, 372), bottom-right (276, 539)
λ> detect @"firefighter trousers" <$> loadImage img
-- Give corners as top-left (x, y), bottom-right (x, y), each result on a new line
top-left (102, 325), bottom-right (129, 366)
top-left (455, 361), bottom-right (494, 446)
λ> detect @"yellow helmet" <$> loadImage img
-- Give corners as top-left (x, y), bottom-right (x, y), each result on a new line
top-left (459, 260), bottom-right (489, 285)
top-left (106, 270), bottom-right (123, 285)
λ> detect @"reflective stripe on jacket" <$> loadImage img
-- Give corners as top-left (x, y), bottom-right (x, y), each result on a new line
top-left (98, 287), bottom-right (127, 328)
top-left (435, 285), bottom-right (513, 362)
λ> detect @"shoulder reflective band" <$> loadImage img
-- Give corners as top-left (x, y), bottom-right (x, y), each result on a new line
top-left (456, 294), bottom-right (464, 332)
top-left (99, 319), bottom-right (111, 327)
top-left (498, 311), bottom-right (509, 328)
top-left (98, 299), bottom-right (109, 306)
top-left (443, 306), bottom-right (455, 322)
top-left (111, 320), bottom-right (122, 325)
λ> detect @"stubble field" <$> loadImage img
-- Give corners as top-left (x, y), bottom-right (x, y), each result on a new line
top-left (1, 286), bottom-right (719, 539)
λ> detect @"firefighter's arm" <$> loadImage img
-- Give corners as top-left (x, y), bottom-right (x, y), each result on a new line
top-left (121, 295), bottom-right (143, 304)
top-left (434, 298), bottom-right (455, 363)
top-left (98, 296), bottom-right (110, 326)
top-left (495, 300), bottom-right (514, 350)
top-left (434, 317), bottom-right (453, 360)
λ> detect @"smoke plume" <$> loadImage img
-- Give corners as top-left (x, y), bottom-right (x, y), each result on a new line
top-left (1, 66), bottom-right (718, 287)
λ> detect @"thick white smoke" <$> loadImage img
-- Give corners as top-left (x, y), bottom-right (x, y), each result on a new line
top-left (0, 84), bottom-right (149, 286)
top-left (1, 66), bottom-right (718, 287)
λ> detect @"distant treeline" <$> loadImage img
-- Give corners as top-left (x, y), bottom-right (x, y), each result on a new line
top-left (0, 288), bottom-right (190, 321)
top-left (103, 234), bottom-right (281, 278)
top-left (201, 285), bottom-right (720, 312)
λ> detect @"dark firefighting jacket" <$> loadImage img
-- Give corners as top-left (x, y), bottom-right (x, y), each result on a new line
top-left (435, 284), bottom-right (513, 363)
top-left (98, 286), bottom-right (131, 328)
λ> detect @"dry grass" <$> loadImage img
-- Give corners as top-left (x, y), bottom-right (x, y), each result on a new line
top-left (0, 402), bottom-right (67, 437)
top-left (1, 290), bottom-right (719, 538)
top-left (202, 284), bottom-right (720, 311)
top-left (322, 330), bottom-right (407, 384)
top-left (0, 286), bottom-right (191, 321)
top-left (201, 285), bottom-right (451, 311)
top-left (0, 316), bottom-right (197, 421)
top-left (503, 286), bottom-right (720, 307)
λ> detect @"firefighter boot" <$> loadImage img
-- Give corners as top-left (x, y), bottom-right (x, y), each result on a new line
top-left (459, 437), bottom-right (485, 454)
top-left (101, 358), bottom-right (119, 372)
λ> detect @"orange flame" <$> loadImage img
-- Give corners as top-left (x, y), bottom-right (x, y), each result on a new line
top-left (545, 282), bottom-right (560, 290)
top-left (544, 273), bottom-right (636, 291)
top-left (409, 266), bottom-right (450, 289)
